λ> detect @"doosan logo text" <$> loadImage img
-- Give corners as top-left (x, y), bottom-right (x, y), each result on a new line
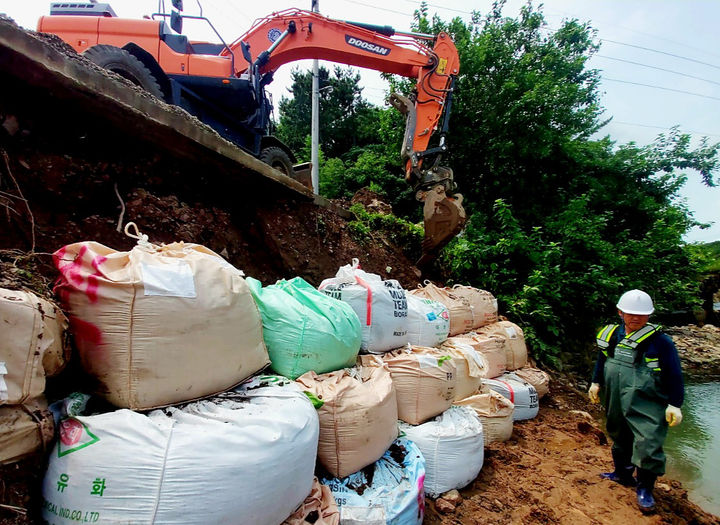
top-left (345, 35), bottom-right (390, 56)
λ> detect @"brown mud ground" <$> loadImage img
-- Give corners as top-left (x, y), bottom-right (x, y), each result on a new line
top-left (425, 375), bottom-right (720, 525)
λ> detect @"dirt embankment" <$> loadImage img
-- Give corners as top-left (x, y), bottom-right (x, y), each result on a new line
top-left (666, 325), bottom-right (720, 377)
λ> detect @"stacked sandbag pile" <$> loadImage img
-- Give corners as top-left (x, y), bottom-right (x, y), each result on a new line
top-left (409, 282), bottom-right (473, 336)
top-left (455, 386), bottom-right (514, 443)
top-left (296, 356), bottom-right (398, 478)
top-left (319, 259), bottom-right (409, 353)
top-left (485, 373), bottom-right (539, 421)
top-left (23, 225), bottom-right (554, 522)
top-left (443, 333), bottom-right (507, 379)
top-left (53, 230), bottom-right (269, 409)
top-left (451, 285), bottom-right (499, 328)
top-left (1, 288), bottom-right (69, 463)
top-left (320, 438), bottom-right (426, 525)
top-left (247, 276), bottom-right (361, 379)
top-left (399, 406), bottom-right (485, 497)
top-left (42, 375), bottom-right (320, 525)
top-left (476, 320), bottom-right (528, 371)
top-left (376, 346), bottom-right (457, 425)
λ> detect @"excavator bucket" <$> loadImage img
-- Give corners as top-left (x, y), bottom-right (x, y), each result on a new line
top-left (416, 185), bottom-right (466, 269)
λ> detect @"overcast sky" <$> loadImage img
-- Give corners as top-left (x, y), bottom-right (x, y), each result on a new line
top-left (8, 0), bottom-right (720, 243)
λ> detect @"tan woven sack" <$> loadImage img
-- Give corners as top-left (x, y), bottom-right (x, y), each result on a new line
top-left (408, 282), bottom-right (473, 336)
top-left (283, 478), bottom-right (340, 525)
top-left (53, 227), bottom-right (269, 409)
top-left (296, 357), bottom-right (398, 478)
top-left (379, 346), bottom-right (457, 425)
top-left (452, 285), bottom-right (498, 328)
top-left (476, 321), bottom-right (528, 371)
top-left (436, 339), bottom-right (487, 401)
top-left (0, 289), bottom-right (69, 405)
top-left (455, 387), bottom-right (514, 443)
top-left (513, 366), bottom-right (550, 398)
top-left (0, 395), bottom-right (55, 464)
top-left (444, 334), bottom-right (506, 379)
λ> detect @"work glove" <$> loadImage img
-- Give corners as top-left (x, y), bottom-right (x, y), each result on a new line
top-left (588, 383), bottom-right (600, 404)
top-left (666, 405), bottom-right (683, 427)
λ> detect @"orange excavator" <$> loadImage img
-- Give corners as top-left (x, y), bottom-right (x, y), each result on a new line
top-left (37, 2), bottom-right (465, 264)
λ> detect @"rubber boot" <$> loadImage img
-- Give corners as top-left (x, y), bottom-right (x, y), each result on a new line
top-left (636, 469), bottom-right (657, 513)
top-left (600, 448), bottom-right (637, 486)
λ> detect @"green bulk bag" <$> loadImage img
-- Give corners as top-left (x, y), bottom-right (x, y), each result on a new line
top-left (247, 277), bottom-right (362, 379)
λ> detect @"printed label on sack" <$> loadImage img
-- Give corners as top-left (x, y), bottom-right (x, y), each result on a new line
top-left (141, 260), bottom-right (196, 298)
top-left (57, 418), bottom-right (100, 457)
top-left (417, 354), bottom-right (439, 369)
top-left (457, 344), bottom-right (485, 369)
top-left (340, 505), bottom-right (387, 525)
top-left (504, 326), bottom-right (517, 339)
top-left (0, 362), bottom-right (7, 402)
top-left (42, 497), bottom-right (102, 523)
top-left (387, 285), bottom-right (408, 318)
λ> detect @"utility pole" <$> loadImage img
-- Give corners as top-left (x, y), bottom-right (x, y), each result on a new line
top-left (311, 0), bottom-right (320, 194)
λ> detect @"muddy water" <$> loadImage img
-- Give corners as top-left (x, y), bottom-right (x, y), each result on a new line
top-left (664, 378), bottom-right (720, 516)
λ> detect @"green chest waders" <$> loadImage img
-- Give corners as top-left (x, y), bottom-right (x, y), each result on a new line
top-left (602, 326), bottom-right (669, 476)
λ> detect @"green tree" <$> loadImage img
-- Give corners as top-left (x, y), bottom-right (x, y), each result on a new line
top-left (276, 66), bottom-right (382, 159)
top-left (420, 3), bottom-right (720, 367)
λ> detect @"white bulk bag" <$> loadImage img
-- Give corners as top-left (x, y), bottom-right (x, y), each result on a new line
top-left (399, 406), bottom-right (484, 497)
top-left (321, 438), bottom-right (426, 525)
top-left (42, 375), bottom-right (319, 525)
top-left (53, 229), bottom-right (269, 409)
top-left (455, 388), bottom-right (514, 443)
top-left (484, 374), bottom-right (539, 421)
top-left (0, 288), bottom-right (69, 405)
top-left (408, 282), bottom-right (473, 336)
top-left (319, 259), bottom-right (409, 353)
top-left (406, 295), bottom-right (450, 348)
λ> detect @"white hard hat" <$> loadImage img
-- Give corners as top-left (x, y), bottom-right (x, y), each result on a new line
top-left (616, 289), bottom-right (654, 315)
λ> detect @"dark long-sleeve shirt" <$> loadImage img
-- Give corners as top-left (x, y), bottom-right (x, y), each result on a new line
top-left (591, 325), bottom-right (684, 407)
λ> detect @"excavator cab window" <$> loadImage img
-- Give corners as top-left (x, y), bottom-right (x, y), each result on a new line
top-left (170, 10), bottom-right (182, 34)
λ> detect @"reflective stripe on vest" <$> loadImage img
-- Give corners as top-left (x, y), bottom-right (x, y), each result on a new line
top-left (596, 324), bottom-right (619, 356)
top-left (644, 356), bottom-right (661, 372)
top-left (616, 323), bottom-right (662, 351)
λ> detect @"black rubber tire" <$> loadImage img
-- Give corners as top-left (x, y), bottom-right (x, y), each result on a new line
top-left (83, 45), bottom-right (164, 99)
top-left (259, 146), bottom-right (294, 177)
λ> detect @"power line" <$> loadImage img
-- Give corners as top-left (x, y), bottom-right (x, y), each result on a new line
top-left (595, 55), bottom-right (720, 87)
top-left (339, 0), bottom-right (414, 17)
top-left (602, 77), bottom-right (720, 102)
top-left (611, 121), bottom-right (720, 139)
top-left (601, 39), bottom-right (720, 72)
top-left (541, 9), bottom-right (720, 62)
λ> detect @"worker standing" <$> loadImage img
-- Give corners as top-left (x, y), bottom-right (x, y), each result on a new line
top-left (588, 290), bottom-right (684, 513)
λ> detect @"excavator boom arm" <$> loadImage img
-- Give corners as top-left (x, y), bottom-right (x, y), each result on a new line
top-left (226, 9), bottom-right (459, 184)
